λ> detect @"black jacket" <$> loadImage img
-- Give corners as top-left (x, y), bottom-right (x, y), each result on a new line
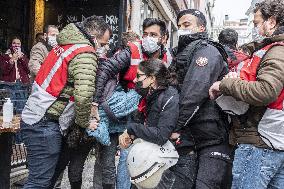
top-left (94, 47), bottom-right (131, 103)
top-left (127, 86), bottom-right (179, 146)
top-left (174, 32), bottom-right (229, 149)
top-left (94, 47), bottom-right (170, 104)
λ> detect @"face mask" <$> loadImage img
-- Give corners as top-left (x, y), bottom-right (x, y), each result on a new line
top-left (252, 27), bottom-right (265, 42)
top-left (47, 36), bottom-right (58, 47)
top-left (252, 21), bottom-right (267, 42)
top-left (96, 46), bottom-right (107, 58)
top-left (142, 36), bottom-right (160, 54)
top-left (177, 29), bottom-right (192, 39)
top-left (135, 79), bottom-right (150, 97)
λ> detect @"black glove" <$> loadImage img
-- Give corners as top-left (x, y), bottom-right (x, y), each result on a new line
top-left (66, 124), bottom-right (96, 149)
top-left (66, 124), bottom-right (84, 149)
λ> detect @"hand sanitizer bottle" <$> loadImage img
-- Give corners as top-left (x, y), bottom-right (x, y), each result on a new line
top-left (3, 98), bottom-right (13, 124)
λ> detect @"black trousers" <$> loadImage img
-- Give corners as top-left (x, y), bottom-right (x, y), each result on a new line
top-left (151, 143), bottom-right (232, 189)
top-left (195, 143), bottom-right (233, 189)
top-left (93, 133), bottom-right (118, 189)
top-left (0, 133), bottom-right (13, 189)
top-left (48, 139), bottom-right (93, 188)
top-left (156, 151), bottom-right (198, 189)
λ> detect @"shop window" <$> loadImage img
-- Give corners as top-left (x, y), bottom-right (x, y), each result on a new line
top-left (0, 0), bottom-right (29, 53)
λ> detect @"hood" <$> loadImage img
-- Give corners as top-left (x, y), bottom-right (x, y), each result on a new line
top-left (57, 23), bottom-right (92, 46)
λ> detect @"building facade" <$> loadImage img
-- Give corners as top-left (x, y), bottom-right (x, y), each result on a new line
top-left (212, 17), bottom-right (251, 46)
top-left (129, 0), bottom-right (189, 48)
top-left (0, 0), bottom-right (192, 53)
top-left (187, 0), bottom-right (215, 38)
top-left (246, 0), bottom-right (264, 41)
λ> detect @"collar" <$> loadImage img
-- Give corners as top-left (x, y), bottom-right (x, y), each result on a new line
top-left (177, 32), bottom-right (208, 53)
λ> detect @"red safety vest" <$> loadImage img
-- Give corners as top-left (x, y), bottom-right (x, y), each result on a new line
top-left (123, 41), bottom-right (172, 89)
top-left (22, 44), bottom-right (96, 130)
top-left (238, 42), bottom-right (284, 150)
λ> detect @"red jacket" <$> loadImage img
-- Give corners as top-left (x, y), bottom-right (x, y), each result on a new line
top-left (0, 51), bottom-right (30, 84)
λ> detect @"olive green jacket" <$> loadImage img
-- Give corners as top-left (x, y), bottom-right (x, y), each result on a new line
top-left (47, 23), bottom-right (97, 128)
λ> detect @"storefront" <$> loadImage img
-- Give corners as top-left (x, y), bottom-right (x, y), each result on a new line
top-left (0, 0), bottom-right (30, 53)
top-left (34, 0), bottom-right (127, 50)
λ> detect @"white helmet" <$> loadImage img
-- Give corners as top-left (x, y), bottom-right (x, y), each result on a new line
top-left (127, 139), bottom-right (179, 189)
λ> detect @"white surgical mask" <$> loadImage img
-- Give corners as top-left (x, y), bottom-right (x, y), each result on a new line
top-left (252, 27), bottom-right (265, 42)
top-left (252, 21), bottom-right (266, 42)
top-left (177, 29), bottom-right (192, 39)
top-left (96, 46), bottom-right (107, 58)
top-left (48, 36), bottom-right (58, 47)
top-left (142, 36), bottom-right (160, 54)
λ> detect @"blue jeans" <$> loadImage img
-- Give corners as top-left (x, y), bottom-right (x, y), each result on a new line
top-left (232, 144), bottom-right (284, 189)
top-left (117, 148), bottom-right (131, 189)
top-left (20, 118), bottom-right (62, 189)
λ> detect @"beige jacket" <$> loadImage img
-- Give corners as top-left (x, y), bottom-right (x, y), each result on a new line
top-left (28, 42), bottom-right (49, 80)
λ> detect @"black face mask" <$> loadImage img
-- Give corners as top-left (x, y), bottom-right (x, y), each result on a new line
top-left (135, 80), bottom-right (150, 97)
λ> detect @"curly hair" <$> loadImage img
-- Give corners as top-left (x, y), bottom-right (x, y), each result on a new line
top-left (254, 0), bottom-right (284, 26)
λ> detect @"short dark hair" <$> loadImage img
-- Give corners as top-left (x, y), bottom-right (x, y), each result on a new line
top-left (254, 0), bottom-right (284, 27)
top-left (142, 18), bottom-right (167, 36)
top-left (218, 28), bottom-right (238, 50)
top-left (82, 15), bottom-right (112, 39)
top-left (35, 32), bottom-right (45, 43)
top-left (43, 25), bottom-right (58, 34)
top-left (177, 9), bottom-right (207, 27)
top-left (36, 32), bottom-right (44, 38)
top-left (139, 59), bottom-right (173, 87)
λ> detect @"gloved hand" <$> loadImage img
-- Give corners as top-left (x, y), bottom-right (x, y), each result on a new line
top-left (66, 123), bottom-right (84, 149)
top-left (66, 124), bottom-right (96, 149)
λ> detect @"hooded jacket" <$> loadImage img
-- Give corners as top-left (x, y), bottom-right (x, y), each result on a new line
top-left (48, 23), bottom-right (97, 128)
top-left (22, 23), bottom-right (98, 129)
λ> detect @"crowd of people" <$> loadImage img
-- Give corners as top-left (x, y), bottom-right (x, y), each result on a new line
top-left (0, 0), bottom-right (284, 188)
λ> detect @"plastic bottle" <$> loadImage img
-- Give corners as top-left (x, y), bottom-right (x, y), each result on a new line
top-left (3, 98), bottom-right (13, 123)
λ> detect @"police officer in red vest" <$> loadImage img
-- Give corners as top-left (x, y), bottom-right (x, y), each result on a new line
top-left (20, 16), bottom-right (111, 188)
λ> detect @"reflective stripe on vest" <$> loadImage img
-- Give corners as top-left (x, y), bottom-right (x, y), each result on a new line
top-left (36, 44), bottom-right (95, 97)
top-left (239, 42), bottom-right (284, 150)
top-left (123, 41), bottom-right (172, 89)
top-left (22, 44), bottom-right (96, 129)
